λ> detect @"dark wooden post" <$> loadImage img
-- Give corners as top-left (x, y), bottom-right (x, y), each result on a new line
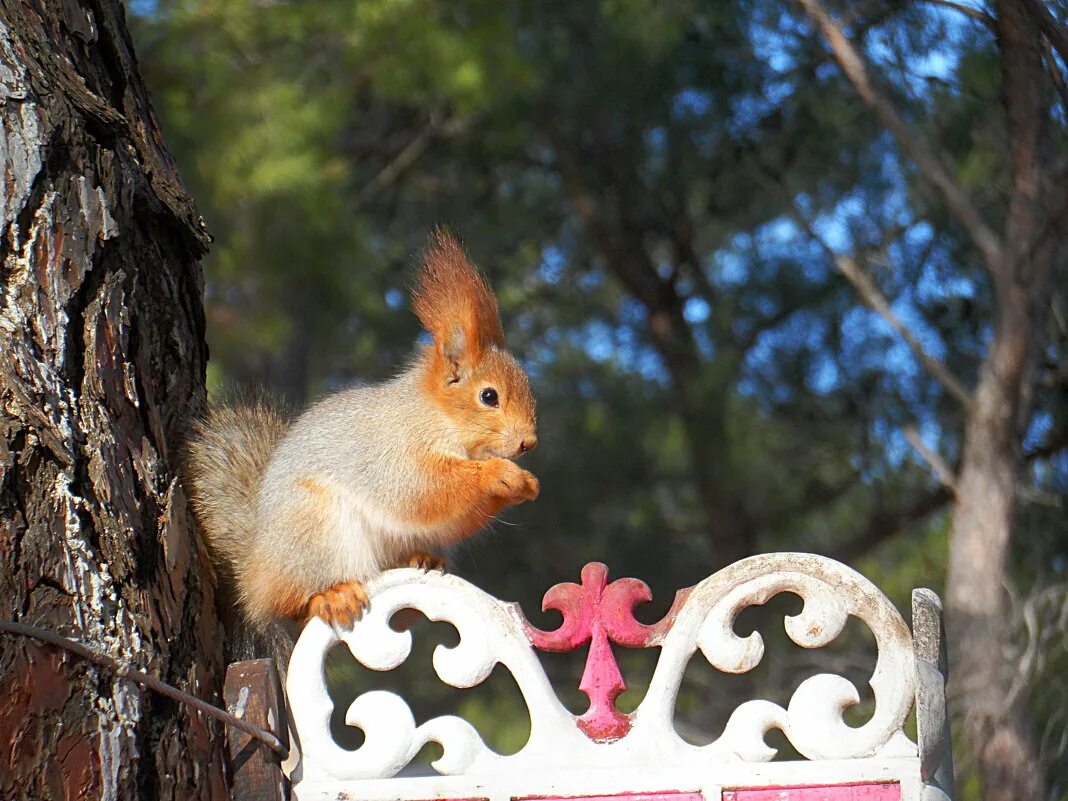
top-left (224, 660), bottom-right (291, 801)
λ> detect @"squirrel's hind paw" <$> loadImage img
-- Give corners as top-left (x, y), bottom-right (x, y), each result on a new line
top-left (305, 579), bottom-right (369, 630)
top-left (407, 551), bottom-right (447, 572)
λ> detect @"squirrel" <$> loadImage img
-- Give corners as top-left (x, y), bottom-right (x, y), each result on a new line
top-left (185, 230), bottom-right (539, 637)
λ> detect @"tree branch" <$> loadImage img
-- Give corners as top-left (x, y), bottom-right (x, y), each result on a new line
top-left (919, 0), bottom-right (997, 31)
top-left (834, 248), bottom-right (973, 406)
top-left (354, 113), bottom-right (469, 206)
top-left (1041, 34), bottom-right (1068, 115)
top-left (1020, 0), bottom-right (1068, 69)
top-left (833, 429), bottom-right (1064, 562)
top-left (1025, 429), bottom-right (1068, 462)
top-left (904, 423), bottom-right (958, 491)
top-left (795, 0), bottom-right (1005, 271)
top-left (780, 196), bottom-right (974, 408)
top-left (0, 620), bottom-right (287, 758)
top-left (1000, 0), bottom-right (1060, 280)
top-left (832, 484), bottom-right (954, 562)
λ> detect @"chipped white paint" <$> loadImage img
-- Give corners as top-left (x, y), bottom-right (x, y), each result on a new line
top-left (285, 553), bottom-right (951, 801)
top-left (231, 686), bottom-right (251, 719)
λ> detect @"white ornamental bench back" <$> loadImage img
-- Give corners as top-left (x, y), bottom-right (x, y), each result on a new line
top-left (280, 552), bottom-right (954, 801)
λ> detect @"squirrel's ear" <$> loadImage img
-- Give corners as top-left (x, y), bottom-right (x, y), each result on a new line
top-left (440, 322), bottom-right (468, 383)
top-left (412, 229), bottom-right (505, 370)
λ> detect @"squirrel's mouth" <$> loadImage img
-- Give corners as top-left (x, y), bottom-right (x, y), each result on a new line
top-left (474, 445), bottom-right (526, 461)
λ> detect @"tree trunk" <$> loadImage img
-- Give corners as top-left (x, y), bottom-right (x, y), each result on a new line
top-left (946, 287), bottom-right (1044, 800)
top-left (944, 1), bottom-right (1062, 797)
top-left (0, 2), bottom-right (225, 800)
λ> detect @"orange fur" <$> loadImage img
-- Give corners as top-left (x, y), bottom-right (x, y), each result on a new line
top-left (297, 476), bottom-right (330, 502)
top-left (243, 555), bottom-right (311, 621)
top-left (305, 579), bottom-right (369, 628)
top-left (418, 346), bottom-right (536, 452)
top-left (412, 229), bottom-right (504, 369)
top-left (410, 232), bottom-right (537, 464)
top-left (244, 476), bottom-right (336, 623)
top-left (401, 455), bottom-right (539, 545)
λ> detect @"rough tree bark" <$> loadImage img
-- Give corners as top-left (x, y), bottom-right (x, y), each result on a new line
top-left (0, 1), bottom-right (225, 800)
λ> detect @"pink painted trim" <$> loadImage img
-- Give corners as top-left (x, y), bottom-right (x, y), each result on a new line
top-left (527, 564), bottom-right (644, 651)
top-left (518, 793), bottom-right (703, 801)
top-left (575, 617), bottom-right (629, 740)
top-left (722, 782), bottom-right (901, 800)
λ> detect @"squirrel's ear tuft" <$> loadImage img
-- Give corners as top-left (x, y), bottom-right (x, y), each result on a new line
top-left (412, 228), bottom-right (505, 367)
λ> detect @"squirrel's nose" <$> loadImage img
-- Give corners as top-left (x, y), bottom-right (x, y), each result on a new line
top-left (518, 437), bottom-right (537, 454)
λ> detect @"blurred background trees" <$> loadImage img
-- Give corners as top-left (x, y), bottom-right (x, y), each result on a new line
top-left (130, 1), bottom-right (1066, 797)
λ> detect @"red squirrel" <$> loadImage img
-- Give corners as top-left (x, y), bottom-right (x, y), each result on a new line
top-left (185, 231), bottom-right (538, 633)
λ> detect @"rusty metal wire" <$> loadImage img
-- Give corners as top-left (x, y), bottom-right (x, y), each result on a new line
top-left (0, 619), bottom-right (289, 759)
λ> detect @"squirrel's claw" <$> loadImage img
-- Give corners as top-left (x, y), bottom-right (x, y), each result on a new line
top-left (305, 579), bottom-right (369, 630)
top-left (407, 551), bottom-right (447, 572)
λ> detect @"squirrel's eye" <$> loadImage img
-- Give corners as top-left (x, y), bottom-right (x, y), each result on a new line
top-left (479, 387), bottom-right (499, 407)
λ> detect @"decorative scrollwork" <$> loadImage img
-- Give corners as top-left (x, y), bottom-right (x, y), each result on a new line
top-left (285, 553), bottom-right (919, 784)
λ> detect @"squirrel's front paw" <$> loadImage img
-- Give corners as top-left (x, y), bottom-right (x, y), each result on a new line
top-left (485, 458), bottom-right (540, 503)
top-left (305, 579), bottom-right (369, 629)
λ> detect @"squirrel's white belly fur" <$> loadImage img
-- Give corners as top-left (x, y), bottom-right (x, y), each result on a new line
top-left (319, 478), bottom-right (419, 580)
top-left (253, 372), bottom-right (460, 589)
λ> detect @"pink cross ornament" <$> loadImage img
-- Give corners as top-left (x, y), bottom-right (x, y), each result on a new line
top-left (525, 563), bottom-right (678, 741)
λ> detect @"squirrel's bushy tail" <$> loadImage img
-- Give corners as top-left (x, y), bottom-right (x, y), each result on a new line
top-left (185, 401), bottom-right (290, 585)
top-left (186, 401), bottom-right (293, 664)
